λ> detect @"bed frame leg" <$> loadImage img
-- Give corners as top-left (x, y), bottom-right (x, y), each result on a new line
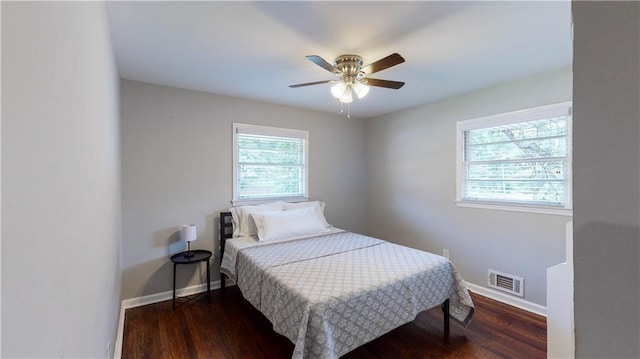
top-left (442, 299), bottom-right (450, 338)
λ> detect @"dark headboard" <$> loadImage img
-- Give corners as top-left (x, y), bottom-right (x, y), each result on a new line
top-left (219, 211), bottom-right (233, 289)
top-left (219, 211), bottom-right (233, 256)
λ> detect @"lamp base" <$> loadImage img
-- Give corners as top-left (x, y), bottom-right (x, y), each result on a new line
top-left (184, 241), bottom-right (195, 258)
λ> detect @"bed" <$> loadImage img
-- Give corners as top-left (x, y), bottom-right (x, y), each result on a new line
top-left (219, 201), bottom-right (474, 359)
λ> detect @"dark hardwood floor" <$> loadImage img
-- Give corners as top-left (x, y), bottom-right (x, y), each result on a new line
top-left (122, 286), bottom-right (546, 359)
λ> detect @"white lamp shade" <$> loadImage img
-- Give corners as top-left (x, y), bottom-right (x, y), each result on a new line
top-left (330, 81), bottom-right (346, 99)
top-left (180, 224), bottom-right (197, 242)
top-left (352, 81), bottom-right (370, 99)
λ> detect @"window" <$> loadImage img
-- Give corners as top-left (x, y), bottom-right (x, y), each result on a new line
top-left (233, 123), bottom-right (308, 204)
top-left (456, 102), bottom-right (572, 215)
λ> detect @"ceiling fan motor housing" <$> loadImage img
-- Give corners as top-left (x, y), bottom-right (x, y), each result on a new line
top-left (334, 55), bottom-right (365, 82)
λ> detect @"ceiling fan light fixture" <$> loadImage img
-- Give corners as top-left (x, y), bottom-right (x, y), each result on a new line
top-left (330, 80), bottom-right (346, 99)
top-left (331, 80), bottom-right (353, 103)
top-left (352, 80), bottom-right (370, 99)
top-left (340, 86), bottom-right (353, 103)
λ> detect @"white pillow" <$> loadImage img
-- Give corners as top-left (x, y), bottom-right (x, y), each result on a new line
top-left (283, 200), bottom-right (330, 227)
top-left (229, 201), bottom-right (284, 237)
top-left (283, 200), bottom-right (325, 211)
top-left (251, 206), bottom-right (328, 241)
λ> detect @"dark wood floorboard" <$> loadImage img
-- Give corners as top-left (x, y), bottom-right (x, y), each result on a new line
top-left (122, 286), bottom-right (546, 359)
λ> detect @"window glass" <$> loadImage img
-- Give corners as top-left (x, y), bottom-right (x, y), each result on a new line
top-left (457, 102), bottom-right (572, 212)
top-left (233, 124), bottom-right (308, 203)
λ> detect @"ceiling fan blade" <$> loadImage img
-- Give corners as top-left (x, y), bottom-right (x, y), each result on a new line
top-left (360, 53), bottom-right (405, 76)
top-left (364, 78), bottom-right (405, 89)
top-left (306, 55), bottom-right (338, 73)
top-left (289, 80), bottom-right (333, 88)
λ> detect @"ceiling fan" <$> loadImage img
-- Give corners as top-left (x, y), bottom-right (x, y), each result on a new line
top-left (290, 53), bottom-right (405, 104)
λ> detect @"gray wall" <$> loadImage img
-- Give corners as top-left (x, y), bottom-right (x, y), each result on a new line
top-left (364, 67), bottom-right (572, 306)
top-left (573, 2), bottom-right (640, 357)
top-left (120, 80), bottom-right (367, 299)
top-left (1, 2), bottom-right (122, 358)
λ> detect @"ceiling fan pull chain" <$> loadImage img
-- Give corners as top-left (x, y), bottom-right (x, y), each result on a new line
top-left (347, 103), bottom-right (351, 119)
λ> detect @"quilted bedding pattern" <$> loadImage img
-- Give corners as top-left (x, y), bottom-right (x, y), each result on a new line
top-left (225, 232), bottom-right (474, 359)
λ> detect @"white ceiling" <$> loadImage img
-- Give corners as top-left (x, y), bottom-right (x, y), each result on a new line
top-left (106, 1), bottom-right (573, 119)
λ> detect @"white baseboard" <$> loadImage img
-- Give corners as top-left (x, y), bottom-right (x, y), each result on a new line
top-left (466, 282), bottom-right (547, 317)
top-left (121, 280), bottom-right (223, 310)
top-left (113, 304), bottom-right (126, 359)
top-left (113, 280), bottom-right (225, 359)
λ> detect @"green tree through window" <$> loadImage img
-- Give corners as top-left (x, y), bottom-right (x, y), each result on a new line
top-left (234, 124), bottom-right (308, 201)
top-left (457, 102), bottom-right (572, 210)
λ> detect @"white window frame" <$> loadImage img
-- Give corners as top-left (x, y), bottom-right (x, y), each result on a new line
top-left (232, 123), bottom-right (309, 205)
top-left (456, 102), bottom-right (573, 216)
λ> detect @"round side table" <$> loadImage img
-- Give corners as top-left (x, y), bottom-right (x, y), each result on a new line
top-left (170, 249), bottom-right (212, 310)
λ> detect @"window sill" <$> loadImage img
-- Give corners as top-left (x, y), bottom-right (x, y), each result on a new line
top-left (456, 201), bottom-right (573, 216)
top-left (231, 196), bottom-right (309, 207)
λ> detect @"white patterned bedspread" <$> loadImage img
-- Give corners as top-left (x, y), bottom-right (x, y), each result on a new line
top-left (220, 231), bottom-right (474, 359)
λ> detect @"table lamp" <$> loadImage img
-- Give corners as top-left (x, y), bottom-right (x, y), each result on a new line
top-left (180, 224), bottom-right (197, 258)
